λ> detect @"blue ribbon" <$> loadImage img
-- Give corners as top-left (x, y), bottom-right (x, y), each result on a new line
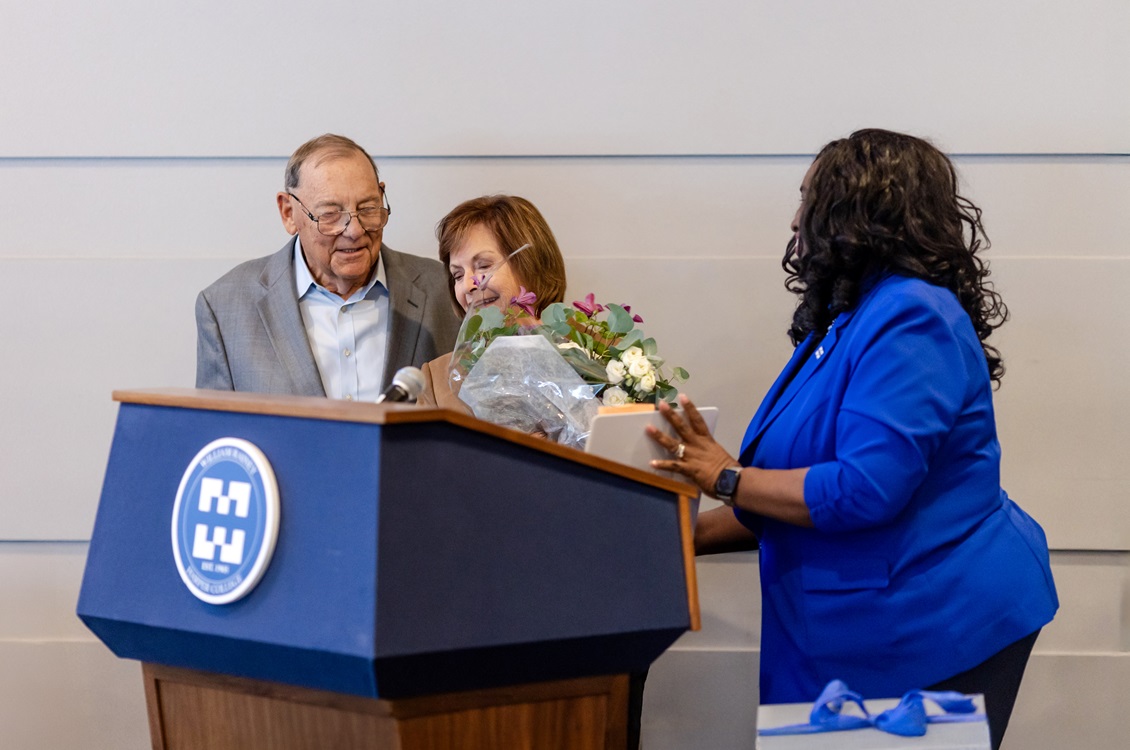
top-left (758, 679), bottom-right (985, 737)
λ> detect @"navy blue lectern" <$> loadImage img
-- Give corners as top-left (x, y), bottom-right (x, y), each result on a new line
top-left (78, 389), bottom-right (699, 750)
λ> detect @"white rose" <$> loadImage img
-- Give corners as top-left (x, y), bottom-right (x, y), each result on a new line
top-left (621, 346), bottom-right (645, 365)
top-left (628, 358), bottom-right (651, 379)
top-left (602, 385), bottom-right (631, 406)
top-left (606, 359), bottom-right (627, 385)
top-left (637, 371), bottom-right (657, 393)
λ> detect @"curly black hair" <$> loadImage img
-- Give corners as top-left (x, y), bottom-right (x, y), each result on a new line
top-left (783, 128), bottom-right (1009, 385)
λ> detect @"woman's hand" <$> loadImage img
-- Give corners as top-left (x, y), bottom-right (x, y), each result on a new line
top-left (647, 394), bottom-right (737, 497)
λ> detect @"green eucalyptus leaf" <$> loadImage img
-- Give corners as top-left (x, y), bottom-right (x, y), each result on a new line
top-left (476, 305), bottom-right (505, 329)
top-left (673, 366), bottom-right (690, 381)
top-left (462, 314), bottom-right (483, 338)
top-left (618, 329), bottom-right (643, 349)
top-left (541, 303), bottom-right (566, 326)
top-left (606, 304), bottom-right (634, 334)
top-left (642, 337), bottom-right (658, 357)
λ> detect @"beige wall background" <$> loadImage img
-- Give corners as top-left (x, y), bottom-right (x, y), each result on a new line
top-left (1, 1), bottom-right (1127, 747)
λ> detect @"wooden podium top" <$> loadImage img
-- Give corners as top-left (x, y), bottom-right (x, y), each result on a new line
top-left (114, 387), bottom-right (698, 497)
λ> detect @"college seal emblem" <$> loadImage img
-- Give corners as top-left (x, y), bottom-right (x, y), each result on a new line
top-left (171, 437), bottom-right (280, 604)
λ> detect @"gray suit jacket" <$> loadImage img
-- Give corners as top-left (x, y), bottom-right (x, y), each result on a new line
top-left (195, 238), bottom-right (460, 395)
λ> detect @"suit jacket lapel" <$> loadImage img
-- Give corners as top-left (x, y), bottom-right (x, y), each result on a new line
top-left (256, 239), bottom-right (326, 396)
top-left (380, 247), bottom-right (426, 389)
top-left (739, 309), bottom-right (857, 464)
top-left (739, 336), bottom-right (815, 459)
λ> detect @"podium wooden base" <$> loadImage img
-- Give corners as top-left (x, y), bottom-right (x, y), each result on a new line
top-left (143, 663), bottom-right (629, 750)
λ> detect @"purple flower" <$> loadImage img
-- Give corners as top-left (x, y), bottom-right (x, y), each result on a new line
top-left (510, 287), bottom-right (538, 316)
top-left (621, 304), bottom-right (644, 324)
top-left (573, 292), bottom-right (604, 316)
top-left (470, 273), bottom-right (487, 289)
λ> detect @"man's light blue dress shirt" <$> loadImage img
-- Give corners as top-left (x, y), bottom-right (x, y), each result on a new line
top-left (294, 237), bottom-right (390, 402)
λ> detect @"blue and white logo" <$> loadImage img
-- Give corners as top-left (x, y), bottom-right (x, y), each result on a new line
top-left (171, 438), bottom-right (280, 605)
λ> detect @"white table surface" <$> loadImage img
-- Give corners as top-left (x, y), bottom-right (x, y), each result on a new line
top-left (756, 695), bottom-right (991, 750)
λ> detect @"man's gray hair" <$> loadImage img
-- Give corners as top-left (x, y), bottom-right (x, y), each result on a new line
top-left (284, 134), bottom-right (379, 190)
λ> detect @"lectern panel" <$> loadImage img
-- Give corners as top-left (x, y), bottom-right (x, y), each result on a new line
top-left (372, 423), bottom-right (689, 695)
top-left (80, 402), bottom-right (383, 694)
top-left (79, 394), bottom-right (694, 701)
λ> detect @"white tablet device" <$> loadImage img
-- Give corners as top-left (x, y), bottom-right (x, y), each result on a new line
top-left (584, 406), bottom-right (720, 479)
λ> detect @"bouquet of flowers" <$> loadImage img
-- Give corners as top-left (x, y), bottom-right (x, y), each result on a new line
top-left (450, 290), bottom-right (689, 447)
top-left (539, 293), bottom-right (688, 405)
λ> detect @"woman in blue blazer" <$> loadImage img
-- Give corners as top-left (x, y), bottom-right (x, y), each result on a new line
top-left (650, 129), bottom-right (1058, 750)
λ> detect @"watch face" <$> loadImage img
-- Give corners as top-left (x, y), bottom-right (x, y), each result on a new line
top-left (716, 468), bottom-right (740, 498)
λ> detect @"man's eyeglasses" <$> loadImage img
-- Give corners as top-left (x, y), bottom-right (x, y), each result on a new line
top-left (287, 190), bottom-right (391, 236)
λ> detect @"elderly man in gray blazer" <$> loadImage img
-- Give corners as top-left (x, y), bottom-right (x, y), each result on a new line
top-left (196, 134), bottom-right (460, 399)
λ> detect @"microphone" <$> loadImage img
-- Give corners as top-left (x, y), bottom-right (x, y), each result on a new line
top-left (376, 366), bottom-right (425, 404)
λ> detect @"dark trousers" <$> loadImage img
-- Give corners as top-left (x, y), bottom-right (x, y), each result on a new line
top-left (926, 629), bottom-right (1041, 750)
top-left (626, 669), bottom-right (647, 750)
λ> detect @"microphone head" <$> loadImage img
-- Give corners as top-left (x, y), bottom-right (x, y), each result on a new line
top-left (390, 366), bottom-right (426, 401)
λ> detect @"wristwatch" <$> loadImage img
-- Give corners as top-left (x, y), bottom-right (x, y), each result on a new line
top-left (713, 465), bottom-right (744, 506)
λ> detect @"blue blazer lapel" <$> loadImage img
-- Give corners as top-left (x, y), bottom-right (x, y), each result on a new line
top-left (739, 337), bottom-right (814, 458)
top-left (739, 310), bottom-right (857, 464)
top-left (256, 240), bottom-right (326, 396)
